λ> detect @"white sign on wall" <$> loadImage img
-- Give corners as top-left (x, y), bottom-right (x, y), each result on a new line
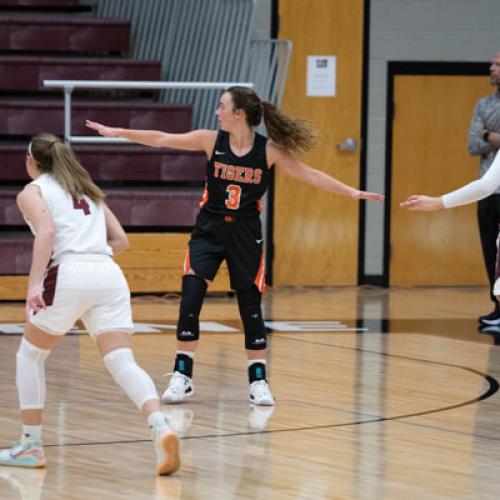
top-left (306, 55), bottom-right (336, 97)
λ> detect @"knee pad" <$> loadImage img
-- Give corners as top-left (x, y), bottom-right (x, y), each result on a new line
top-left (16, 338), bottom-right (51, 410)
top-left (177, 274), bottom-right (208, 342)
top-left (103, 348), bottom-right (158, 409)
top-left (237, 286), bottom-right (267, 350)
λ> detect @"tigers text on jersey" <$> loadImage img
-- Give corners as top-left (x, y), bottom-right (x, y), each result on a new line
top-left (200, 130), bottom-right (272, 218)
top-left (27, 173), bottom-right (112, 262)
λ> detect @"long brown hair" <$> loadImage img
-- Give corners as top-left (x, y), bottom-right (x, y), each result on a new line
top-left (225, 86), bottom-right (319, 154)
top-left (28, 133), bottom-right (105, 203)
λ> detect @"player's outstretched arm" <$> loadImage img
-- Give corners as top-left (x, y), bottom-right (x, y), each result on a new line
top-left (402, 149), bottom-right (500, 211)
top-left (268, 142), bottom-right (384, 202)
top-left (85, 120), bottom-right (217, 157)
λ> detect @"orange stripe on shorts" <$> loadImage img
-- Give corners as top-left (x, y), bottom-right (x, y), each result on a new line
top-left (254, 250), bottom-right (266, 292)
top-left (183, 247), bottom-right (191, 275)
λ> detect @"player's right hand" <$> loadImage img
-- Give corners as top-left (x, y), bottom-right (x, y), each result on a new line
top-left (85, 120), bottom-right (120, 137)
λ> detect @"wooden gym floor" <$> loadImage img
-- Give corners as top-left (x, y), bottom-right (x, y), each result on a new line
top-left (0, 286), bottom-right (499, 499)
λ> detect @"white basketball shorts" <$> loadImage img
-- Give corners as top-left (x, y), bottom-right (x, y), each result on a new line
top-left (30, 254), bottom-right (134, 338)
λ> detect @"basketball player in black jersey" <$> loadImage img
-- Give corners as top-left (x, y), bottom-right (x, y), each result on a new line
top-left (86, 86), bottom-right (384, 407)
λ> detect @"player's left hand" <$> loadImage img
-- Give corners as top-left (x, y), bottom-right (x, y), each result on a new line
top-left (352, 190), bottom-right (385, 202)
top-left (400, 195), bottom-right (444, 211)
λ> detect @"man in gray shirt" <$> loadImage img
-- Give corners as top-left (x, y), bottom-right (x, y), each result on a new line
top-left (468, 52), bottom-right (500, 325)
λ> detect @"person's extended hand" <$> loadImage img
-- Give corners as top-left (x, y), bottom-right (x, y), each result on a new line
top-left (351, 190), bottom-right (385, 202)
top-left (400, 195), bottom-right (444, 211)
top-left (25, 281), bottom-right (45, 321)
top-left (85, 120), bottom-right (120, 137)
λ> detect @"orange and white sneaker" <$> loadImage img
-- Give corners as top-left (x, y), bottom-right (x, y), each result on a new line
top-left (0, 437), bottom-right (46, 468)
top-left (152, 426), bottom-right (180, 476)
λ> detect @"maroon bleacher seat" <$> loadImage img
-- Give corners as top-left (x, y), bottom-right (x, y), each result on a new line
top-left (106, 188), bottom-right (203, 227)
top-left (0, 233), bottom-right (31, 274)
top-left (0, 187), bottom-right (203, 227)
top-left (0, 15), bottom-right (130, 52)
top-left (0, 56), bottom-right (162, 92)
top-left (0, 1), bottom-right (79, 5)
top-left (79, 147), bottom-right (207, 183)
top-left (0, 144), bottom-right (207, 182)
top-left (0, 189), bottom-right (22, 225)
top-left (0, 100), bottom-right (192, 136)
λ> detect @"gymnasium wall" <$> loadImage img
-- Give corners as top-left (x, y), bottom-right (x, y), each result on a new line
top-left (364, 0), bottom-right (500, 277)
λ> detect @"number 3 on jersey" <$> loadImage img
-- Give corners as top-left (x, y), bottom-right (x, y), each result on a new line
top-left (225, 184), bottom-right (241, 210)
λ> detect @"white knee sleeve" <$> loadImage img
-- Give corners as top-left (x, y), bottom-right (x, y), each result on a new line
top-left (16, 338), bottom-right (51, 410)
top-left (103, 348), bottom-right (159, 409)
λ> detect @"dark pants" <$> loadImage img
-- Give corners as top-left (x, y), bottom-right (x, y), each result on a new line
top-left (477, 194), bottom-right (500, 305)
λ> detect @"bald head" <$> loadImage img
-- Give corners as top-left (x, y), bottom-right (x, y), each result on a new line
top-left (490, 52), bottom-right (500, 88)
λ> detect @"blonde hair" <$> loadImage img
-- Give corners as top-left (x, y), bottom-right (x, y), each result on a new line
top-left (28, 133), bottom-right (105, 203)
top-left (226, 86), bottom-right (319, 154)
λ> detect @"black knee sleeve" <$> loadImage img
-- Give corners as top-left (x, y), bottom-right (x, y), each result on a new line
top-left (176, 275), bottom-right (207, 342)
top-left (237, 286), bottom-right (266, 350)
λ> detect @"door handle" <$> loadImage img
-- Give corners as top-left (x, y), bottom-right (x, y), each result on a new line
top-left (336, 137), bottom-right (358, 152)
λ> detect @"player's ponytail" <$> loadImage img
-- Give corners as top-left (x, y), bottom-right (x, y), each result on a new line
top-left (226, 86), bottom-right (319, 154)
top-left (28, 133), bottom-right (105, 203)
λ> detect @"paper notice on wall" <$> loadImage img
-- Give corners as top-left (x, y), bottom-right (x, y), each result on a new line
top-left (306, 55), bottom-right (336, 97)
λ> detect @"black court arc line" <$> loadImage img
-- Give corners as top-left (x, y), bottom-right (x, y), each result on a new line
top-left (42, 334), bottom-right (500, 448)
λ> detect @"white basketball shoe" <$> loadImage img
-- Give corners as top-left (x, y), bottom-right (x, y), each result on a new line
top-left (249, 380), bottom-right (275, 406)
top-left (161, 372), bottom-right (194, 404)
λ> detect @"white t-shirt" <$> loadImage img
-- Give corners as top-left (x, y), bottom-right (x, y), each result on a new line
top-left (443, 149), bottom-right (500, 208)
top-left (27, 173), bottom-right (112, 261)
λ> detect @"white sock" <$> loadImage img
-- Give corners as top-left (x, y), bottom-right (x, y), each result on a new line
top-left (177, 350), bottom-right (195, 358)
top-left (103, 348), bottom-right (159, 409)
top-left (22, 425), bottom-right (42, 440)
top-left (247, 359), bottom-right (266, 367)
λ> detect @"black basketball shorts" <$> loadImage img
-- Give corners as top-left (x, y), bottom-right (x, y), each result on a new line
top-left (183, 211), bottom-right (265, 292)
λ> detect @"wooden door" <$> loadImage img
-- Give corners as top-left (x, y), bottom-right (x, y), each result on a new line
top-left (390, 75), bottom-right (491, 285)
top-left (274, 0), bottom-right (364, 285)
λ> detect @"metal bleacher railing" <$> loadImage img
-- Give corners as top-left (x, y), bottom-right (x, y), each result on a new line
top-left (42, 36), bottom-right (292, 143)
top-left (41, 80), bottom-right (255, 144)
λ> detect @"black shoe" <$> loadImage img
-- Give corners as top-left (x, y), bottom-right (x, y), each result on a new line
top-left (479, 308), bottom-right (500, 325)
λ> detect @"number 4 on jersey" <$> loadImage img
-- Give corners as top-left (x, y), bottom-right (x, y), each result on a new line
top-left (73, 197), bottom-right (91, 215)
top-left (225, 184), bottom-right (241, 210)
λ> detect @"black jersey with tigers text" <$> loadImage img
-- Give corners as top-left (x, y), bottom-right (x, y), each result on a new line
top-left (199, 130), bottom-right (272, 218)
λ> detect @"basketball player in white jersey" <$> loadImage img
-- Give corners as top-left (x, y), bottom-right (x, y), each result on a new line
top-left (0, 133), bottom-right (180, 475)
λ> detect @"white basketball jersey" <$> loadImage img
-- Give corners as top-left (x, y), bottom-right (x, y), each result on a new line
top-left (28, 173), bottom-right (112, 261)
